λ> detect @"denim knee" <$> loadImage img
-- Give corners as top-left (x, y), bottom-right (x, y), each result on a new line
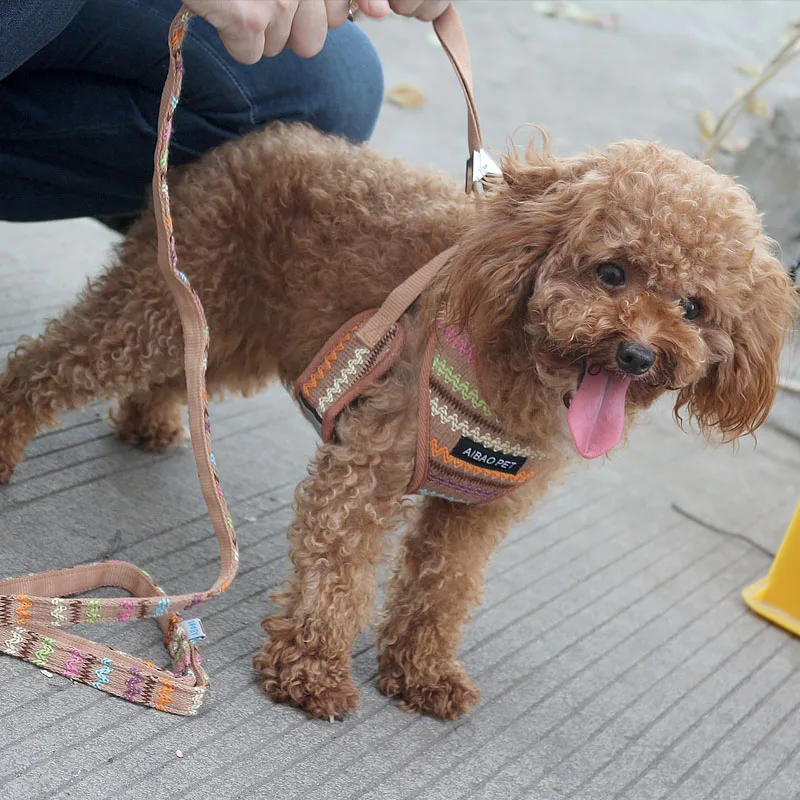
top-left (197, 21), bottom-right (384, 147)
top-left (299, 22), bottom-right (384, 143)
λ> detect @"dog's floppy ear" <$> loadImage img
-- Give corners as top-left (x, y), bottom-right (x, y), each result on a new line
top-left (448, 147), bottom-right (602, 341)
top-left (676, 244), bottom-right (797, 440)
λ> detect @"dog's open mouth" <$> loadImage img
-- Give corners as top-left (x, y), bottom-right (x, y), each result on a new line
top-left (565, 360), bottom-right (631, 460)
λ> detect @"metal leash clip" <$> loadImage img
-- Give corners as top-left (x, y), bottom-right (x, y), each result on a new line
top-left (466, 149), bottom-right (502, 194)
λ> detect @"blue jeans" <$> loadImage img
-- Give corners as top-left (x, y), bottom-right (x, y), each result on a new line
top-left (0, 0), bottom-right (383, 221)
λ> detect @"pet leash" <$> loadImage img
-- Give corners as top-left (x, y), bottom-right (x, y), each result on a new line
top-left (0, 3), bottom-right (493, 715)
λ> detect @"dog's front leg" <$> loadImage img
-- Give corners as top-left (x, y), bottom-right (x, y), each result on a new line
top-left (254, 437), bottom-right (408, 720)
top-left (377, 492), bottom-right (528, 720)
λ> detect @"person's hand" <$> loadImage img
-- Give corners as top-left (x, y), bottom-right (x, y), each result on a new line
top-left (185, 0), bottom-right (452, 65)
top-left (357, 1), bottom-right (450, 21)
top-left (184, 0), bottom-right (354, 63)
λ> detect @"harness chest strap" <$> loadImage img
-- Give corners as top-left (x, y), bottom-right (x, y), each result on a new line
top-left (0, 4), bottom-right (492, 712)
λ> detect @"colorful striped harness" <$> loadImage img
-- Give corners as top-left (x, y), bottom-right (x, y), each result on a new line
top-left (412, 318), bottom-right (544, 503)
top-left (296, 285), bottom-right (543, 506)
top-left (292, 4), bottom-right (547, 506)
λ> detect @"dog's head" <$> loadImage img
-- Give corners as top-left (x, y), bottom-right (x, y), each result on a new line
top-left (448, 139), bottom-right (797, 457)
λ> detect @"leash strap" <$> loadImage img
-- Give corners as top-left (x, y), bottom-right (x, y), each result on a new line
top-left (0, 7), bottom-right (237, 716)
top-left (357, 4), bottom-right (494, 350)
top-left (356, 246), bottom-right (457, 349)
top-left (0, 3), bottom-right (484, 715)
top-left (433, 4), bottom-right (501, 191)
top-left (434, 4), bottom-right (481, 154)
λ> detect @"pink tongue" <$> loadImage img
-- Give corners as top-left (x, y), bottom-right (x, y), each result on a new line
top-left (567, 368), bottom-right (631, 459)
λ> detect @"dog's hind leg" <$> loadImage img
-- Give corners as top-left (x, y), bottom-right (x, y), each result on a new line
top-left (377, 493), bottom-right (527, 720)
top-left (254, 431), bottom-right (409, 721)
top-left (0, 272), bottom-right (182, 483)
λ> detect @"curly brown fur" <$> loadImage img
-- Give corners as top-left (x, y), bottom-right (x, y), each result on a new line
top-left (0, 124), bottom-right (795, 720)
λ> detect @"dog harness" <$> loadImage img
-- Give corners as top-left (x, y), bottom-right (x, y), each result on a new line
top-left (296, 304), bottom-right (544, 504)
top-left (288, 9), bottom-right (545, 505)
top-left (296, 256), bottom-right (545, 505)
top-left (0, 3), bottom-right (504, 713)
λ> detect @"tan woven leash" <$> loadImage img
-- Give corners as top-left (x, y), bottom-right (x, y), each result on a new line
top-left (0, 2), bottom-right (492, 715)
top-left (0, 8), bottom-right (234, 716)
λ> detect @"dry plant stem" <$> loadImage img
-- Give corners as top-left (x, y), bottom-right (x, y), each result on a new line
top-left (703, 30), bottom-right (800, 160)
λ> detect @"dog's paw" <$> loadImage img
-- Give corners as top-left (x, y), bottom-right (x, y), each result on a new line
top-left (0, 458), bottom-right (16, 485)
top-left (119, 421), bottom-right (187, 452)
top-left (253, 638), bottom-right (360, 721)
top-left (111, 405), bottom-right (186, 453)
top-left (378, 658), bottom-right (480, 721)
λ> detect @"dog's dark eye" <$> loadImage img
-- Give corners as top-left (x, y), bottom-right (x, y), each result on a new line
top-left (596, 262), bottom-right (626, 288)
top-left (681, 297), bottom-right (702, 321)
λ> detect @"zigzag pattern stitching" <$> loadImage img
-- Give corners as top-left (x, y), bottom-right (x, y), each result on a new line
top-left (79, 652), bottom-right (97, 684)
top-left (433, 458), bottom-right (515, 491)
top-left (317, 347), bottom-right (370, 414)
top-left (429, 396), bottom-right (541, 459)
top-left (85, 599), bottom-right (102, 623)
top-left (438, 324), bottom-right (476, 364)
top-left (3, 627), bottom-right (24, 656)
top-left (120, 598), bottom-right (135, 622)
top-left (302, 324), bottom-right (360, 397)
top-left (64, 648), bottom-right (84, 678)
top-left (431, 378), bottom-right (506, 437)
top-left (429, 439), bottom-right (533, 483)
top-left (141, 674), bottom-right (158, 707)
top-left (50, 598), bottom-right (67, 626)
top-left (188, 687), bottom-right (206, 715)
top-left (91, 657), bottom-right (113, 690)
top-left (155, 679), bottom-right (176, 711)
top-left (0, 596), bottom-right (13, 625)
top-left (33, 636), bottom-right (55, 667)
top-left (432, 354), bottom-right (501, 423)
top-left (124, 667), bottom-right (143, 701)
top-left (15, 595), bottom-right (32, 625)
top-left (154, 597), bottom-right (170, 617)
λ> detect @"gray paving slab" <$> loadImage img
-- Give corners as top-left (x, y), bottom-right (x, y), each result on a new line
top-left (2, 2), bottom-right (800, 799)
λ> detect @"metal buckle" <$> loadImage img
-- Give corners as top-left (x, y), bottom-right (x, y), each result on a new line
top-left (465, 149), bottom-right (502, 194)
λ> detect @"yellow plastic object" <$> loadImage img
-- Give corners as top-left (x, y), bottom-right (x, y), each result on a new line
top-left (743, 500), bottom-right (800, 636)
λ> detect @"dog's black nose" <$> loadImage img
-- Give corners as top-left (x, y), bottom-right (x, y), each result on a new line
top-left (616, 342), bottom-right (656, 376)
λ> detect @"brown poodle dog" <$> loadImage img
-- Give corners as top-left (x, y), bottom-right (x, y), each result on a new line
top-left (0, 124), bottom-right (795, 721)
